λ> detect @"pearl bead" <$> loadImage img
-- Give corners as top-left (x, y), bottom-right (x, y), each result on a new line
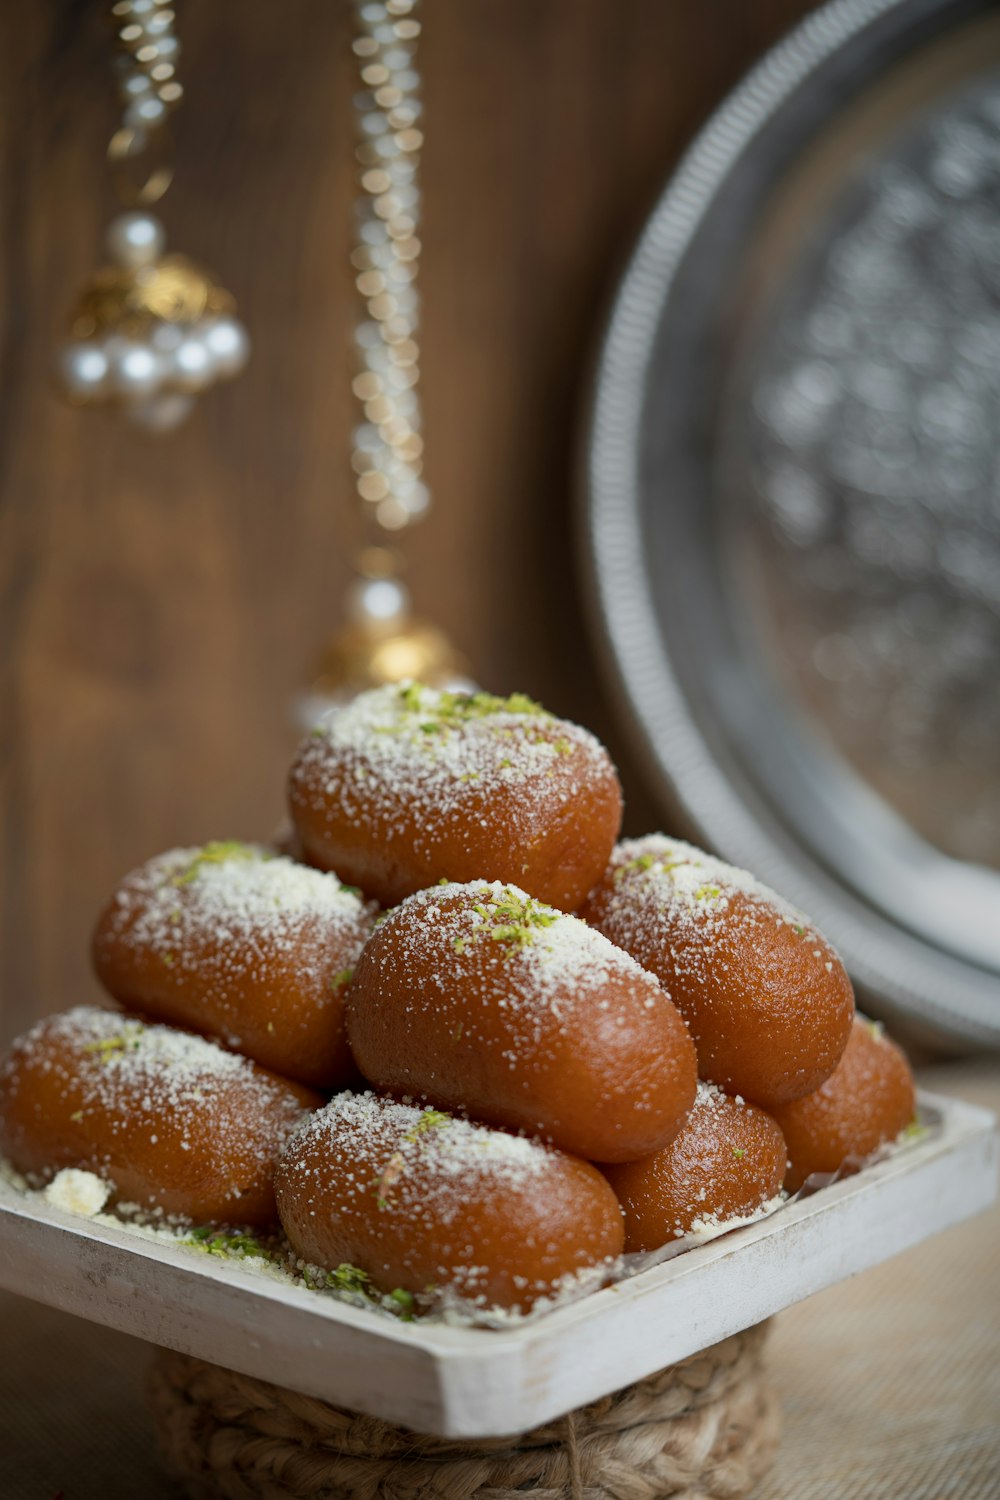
top-left (347, 576), bottom-right (411, 626)
top-left (58, 342), bottom-right (111, 401)
top-left (375, 496), bottom-right (410, 531)
top-left (201, 316), bottom-right (250, 377)
top-left (121, 71), bottom-right (154, 99)
top-left (169, 336), bottom-right (215, 392)
top-left (125, 95), bottom-right (167, 131)
top-left (144, 9), bottom-right (174, 36)
top-left (399, 480), bottom-right (429, 517)
top-left (106, 211), bottom-right (165, 269)
top-left (126, 392), bottom-right (195, 431)
top-left (109, 341), bottom-right (164, 399)
top-left (151, 320), bottom-right (184, 352)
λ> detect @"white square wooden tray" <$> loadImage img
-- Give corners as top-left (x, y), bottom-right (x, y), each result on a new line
top-left (0, 1089), bottom-right (995, 1437)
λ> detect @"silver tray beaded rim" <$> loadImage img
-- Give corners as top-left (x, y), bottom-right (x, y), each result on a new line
top-left (581, 0), bottom-right (999, 1048)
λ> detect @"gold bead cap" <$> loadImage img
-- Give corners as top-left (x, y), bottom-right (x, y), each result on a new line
top-left (69, 255), bottom-right (236, 341)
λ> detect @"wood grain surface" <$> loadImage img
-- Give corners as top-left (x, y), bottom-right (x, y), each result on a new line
top-left (0, 0), bottom-right (812, 1040)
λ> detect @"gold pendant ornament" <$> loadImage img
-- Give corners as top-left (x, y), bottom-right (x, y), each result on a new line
top-left (299, 0), bottom-right (470, 720)
top-left (300, 548), bottom-right (469, 725)
top-left (56, 3), bottom-right (250, 430)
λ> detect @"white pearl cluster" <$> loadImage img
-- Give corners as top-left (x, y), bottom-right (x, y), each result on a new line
top-left (58, 212), bottom-right (250, 430)
top-left (111, 0), bottom-right (182, 139)
top-left (350, 0), bottom-right (427, 535)
top-left (346, 574), bottom-right (412, 628)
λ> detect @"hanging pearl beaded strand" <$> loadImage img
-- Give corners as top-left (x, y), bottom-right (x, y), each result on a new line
top-left (303, 0), bottom-right (468, 711)
top-left (351, 0), bottom-right (427, 554)
top-left (56, 1), bottom-right (250, 430)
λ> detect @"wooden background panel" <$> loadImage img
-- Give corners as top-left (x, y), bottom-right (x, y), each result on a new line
top-left (0, 0), bottom-right (811, 1040)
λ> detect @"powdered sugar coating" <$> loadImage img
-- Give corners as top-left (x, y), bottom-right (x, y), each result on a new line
top-left (98, 842), bottom-right (367, 991)
top-left (0, 1006), bottom-right (315, 1223)
top-left (386, 879), bottom-right (662, 1028)
top-left (290, 1092), bottom-right (553, 1213)
top-left (288, 683), bottom-right (623, 909)
top-left (93, 843), bottom-right (375, 1087)
top-left (588, 835), bottom-right (810, 957)
top-left (583, 835), bottom-right (855, 1108)
top-left (6, 1005), bottom-right (254, 1096)
top-left (347, 880), bottom-right (698, 1162)
top-left (304, 683), bottom-right (605, 812)
top-left (275, 1091), bottom-right (624, 1312)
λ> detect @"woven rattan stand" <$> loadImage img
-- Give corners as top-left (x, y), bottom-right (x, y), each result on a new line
top-left (149, 1320), bottom-right (779, 1500)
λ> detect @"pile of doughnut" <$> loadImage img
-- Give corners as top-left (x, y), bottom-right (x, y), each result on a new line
top-left (0, 683), bottom-right (917, 1317)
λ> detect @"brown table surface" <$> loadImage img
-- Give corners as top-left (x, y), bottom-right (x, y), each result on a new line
top-left (1, 1058), bottom-right (997, 1500)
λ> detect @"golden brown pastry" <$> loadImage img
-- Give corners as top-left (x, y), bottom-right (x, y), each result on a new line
top-left (771, 1015), bottom-right (917, 1191)
top-left (582, 836), bottom-right (854, 1109)
top-left (287, 683), bottom-right (623, 910)
top-left (603, 1083), bottom-right (787, 1251)
top-left (92, 842), bottom-right (375, 1089)
top-left (275, 1092), bottom-right (624, 1312)
top-left (0, 1006), bottom-right (320, 1225)
top-left (347, 879), bottom-right (697, 1163)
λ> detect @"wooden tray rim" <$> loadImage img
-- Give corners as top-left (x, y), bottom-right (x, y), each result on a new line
top-left (0, 1088), bottom-right (995, 1435)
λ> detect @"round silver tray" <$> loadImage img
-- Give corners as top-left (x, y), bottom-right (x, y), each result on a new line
top-left (583, 0), bottom-right (1000, 1047)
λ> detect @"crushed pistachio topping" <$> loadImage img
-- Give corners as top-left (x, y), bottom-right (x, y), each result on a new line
top-left (183, 1225), bottom-right (272, 1260)
top-left (388, 1287), bottom-right (416, 1317)
top-left (300, 683), bottom-right (607, 830)
top-left (153, 841), bottom-right (361, 908)
top-left (614, 851), bottom-right (687, 882)
top-left (377, 683), bottom-right (550, 740)
top-left (466, 885), bottom-right (559, 952)
top-left (302, 1262), bottom-right (417, 1320)
top-left (330, 968), bottom-right (354, 990)
top-left (732, 1147), bottom-right (746, 1160)
top-left (404, 1109), bottom-right (450, 1143)
top-left (324, 1262), bottom-right (374, 1295)
top-left (82, 1023), bottom-right (144, 1061)
top-left (182, 1237), bottom-right (413, 1317)
top-left (604, 838), bottom-right (815, 949)
top-left (169, 840), bottom-right (261, 887)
